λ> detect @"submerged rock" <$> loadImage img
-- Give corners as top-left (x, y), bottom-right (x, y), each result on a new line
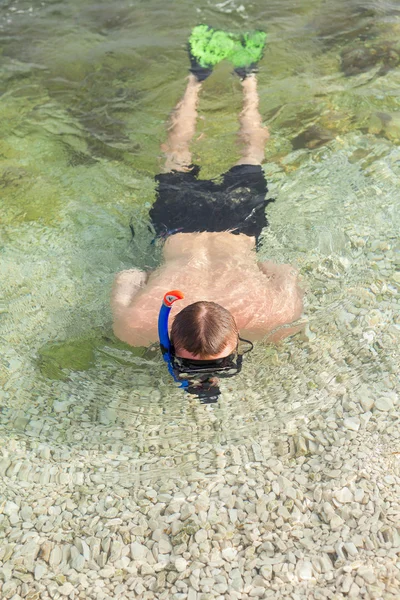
top-left (292, 125), bottom-right (334, 150)
top-left (341, 42), bottom-right (400, 77)
top-left (38, 339), bottom-right (96, 380)
top-left (311, 6), bottom-right (378, 49)
top-left (368, 111), bottom-right (400, 141)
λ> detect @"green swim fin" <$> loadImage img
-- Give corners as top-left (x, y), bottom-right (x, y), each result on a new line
top-left (188, 25), bottom-right (235, 81)
top-left (228, 30), bottom-right (267, 79)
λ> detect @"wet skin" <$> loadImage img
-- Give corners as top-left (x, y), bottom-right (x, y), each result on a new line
top-left (111, 231), bottom-right (304, 348)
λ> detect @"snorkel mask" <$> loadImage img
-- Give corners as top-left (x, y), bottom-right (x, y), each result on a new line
top-left (158, 291), bottom-right (253, 403)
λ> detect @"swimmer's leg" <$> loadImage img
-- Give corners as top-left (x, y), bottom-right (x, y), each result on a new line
top-left (161, 74), bottom-right (202, 172)
top-left (235, 73), bottom-right (269, 166)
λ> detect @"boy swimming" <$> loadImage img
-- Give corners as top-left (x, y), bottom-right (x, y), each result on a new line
top-left (111, 27), bottom-right (303, 400)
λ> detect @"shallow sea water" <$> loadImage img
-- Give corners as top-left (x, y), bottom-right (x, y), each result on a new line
top-left (1, 0), bottom-right (399, 491)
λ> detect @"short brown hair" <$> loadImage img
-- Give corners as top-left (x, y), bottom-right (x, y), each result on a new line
top-left (171, 301), bottom-right (238, 358)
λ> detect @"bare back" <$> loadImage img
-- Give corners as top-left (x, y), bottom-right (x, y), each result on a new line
top-left (112, 232), bottom-right (303, 346)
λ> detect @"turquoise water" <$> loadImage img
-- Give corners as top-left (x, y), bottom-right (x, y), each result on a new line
top-left (1, 0), bottom-right (399, 485)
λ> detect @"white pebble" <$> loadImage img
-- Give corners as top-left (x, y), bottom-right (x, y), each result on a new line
top-left (194, 529), bottom-right (207, 544)
top-left (34, 563), bottom-right (47, 580)
top-left (330, 514), bottom-right (344, 530)
top-left (49, 545), bottom-right (62, 567)
top-left (222, 547), bottom-right (237, 561)
top-left (357, 565), bottom-right (376, 584)
top-left (53, 400), bottom-right (70, 413)
top-left (296, 560), bottom-right (313, 580)
top-left (360, 395), bottom-right (374, 412)
top-left (375, 397), bottom-right (393, 411)
top-left (4, 501), bottom-right (19, 516)
top-left (180, 504), bottom-right (195, 520)
top-left (158, 538), bottom-right (172, 554)
top-left (71, 554), bottom-right (85, 572)
top-left (59, 582), bottom-right (75, 596)
top-left (334, 487), bottom-right (353, 503)
top-left (175, 557), bottom-right (187, 572)
top-left (344, 542), bottom-right (358, 557)
top-left (130, 542), bottom-right (147, 560)
top-left (343, 417), bottom-right (360, 431)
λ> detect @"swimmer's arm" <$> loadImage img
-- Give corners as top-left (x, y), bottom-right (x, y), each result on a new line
top-left (257, 260), bottom-right (304, 340)
top-left (111, 269), bottom-right (154, 347)
top-left (257, 260), bottom-right (296, 280)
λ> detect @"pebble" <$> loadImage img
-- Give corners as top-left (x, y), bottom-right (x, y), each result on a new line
top-left (344, 542), bottom-right (358, 557)
top-left (175, 557), bottom-right (187, 572)
top-left (330, 514), bottom-right (344, 530)
top-left (194, 529), bottom-right (207, 544)
top-left (4, 501), bottom-right (19, 516)
top-left (375, 397), bottom-right (393, 411)
top-left (158, 538), bottom-right (172, 554)
top-left (343, 417), bottom-right (360, 431)
top-left (180, 504), bottom-right (195, 521)
top-left (34, 564), bottom-right (47, 580)
top-left (71, 553), bottom-right (85, 571)
top-left (342, 572), bottom-right (353, 593)
top-left (2, 580), bottom-right (18, 598)
top-left (221, 548), bottom-right (237, 561)
top-left (20, 506), bottom-right (33, 521)
top-left (333, 487), bottom-right (353, 503)
top-left (360, 411), bottom-right (372, 428)
top-left (360, 395), bottom-right (374, 412)
top-left (296, 561), bottom-right (313, 580)
top-left (187, 588), bottom-right (197, 600)
top-left (39, 540), bottom-right (53, 563)
top-left (357, 565), bottom-right (376, 584)
top-left (349, 582), bottom-right (360, 597)
top-left (53, 400), bottom-right (70, 413)
top-left (59, 582), bottom-right (75, 596)
top-left (131, 542), bottom-right (147, 560)
top-left (49, 545), bottom-right (62, 567)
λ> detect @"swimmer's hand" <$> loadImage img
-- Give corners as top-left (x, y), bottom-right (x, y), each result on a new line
top-left (111, 269), bottom-right (153, 347)
top-left (111, 269), bottom-right (148, 310)
top-left (258, 260), bottom-right (297, 282)
top-left (258, 260), bottom-right (304, 339)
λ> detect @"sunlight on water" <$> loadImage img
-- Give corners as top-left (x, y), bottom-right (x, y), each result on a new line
top-left (0, 0), bottom-right (399, 490)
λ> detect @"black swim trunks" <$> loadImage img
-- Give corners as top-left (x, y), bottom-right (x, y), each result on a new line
top-left (149, 164), bottom-right (273, 244)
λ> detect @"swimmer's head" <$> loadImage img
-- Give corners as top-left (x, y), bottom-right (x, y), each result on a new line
top-left (171, 301), bottom-right (238, 360)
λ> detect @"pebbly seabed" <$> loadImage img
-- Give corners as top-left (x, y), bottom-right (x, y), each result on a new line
top-left (0, 373), bottom-right (399, 599)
